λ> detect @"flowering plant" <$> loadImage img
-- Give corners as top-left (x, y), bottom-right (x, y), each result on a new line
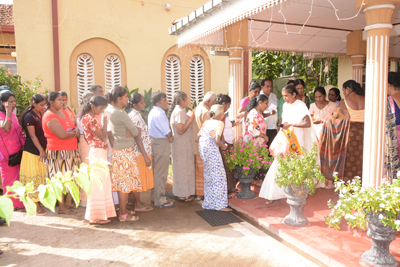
top-left (326, 174), bottom-right (400, 231)
top-left (275, 143), bottom-right (325, 194)
top-left (224, 138), bottom-right (272, 176)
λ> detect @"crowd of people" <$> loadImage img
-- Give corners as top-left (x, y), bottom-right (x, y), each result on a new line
top-left (1, 72), bottom-right (399, 226)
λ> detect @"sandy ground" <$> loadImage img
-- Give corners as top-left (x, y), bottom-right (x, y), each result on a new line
top-left (0, 182), bottom-right (320, 267)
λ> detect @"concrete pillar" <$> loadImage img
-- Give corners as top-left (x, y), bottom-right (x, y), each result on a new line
top-left (228, 48), bottom-right (244, 138)
top-left (224, 21), bottom-right (248, 138)
top-left (362, 4), bottom-right (395, 187)
top-left (346, 30), bottom-right (366, 84)
top-left (351, 55), bottom-right (365, 84)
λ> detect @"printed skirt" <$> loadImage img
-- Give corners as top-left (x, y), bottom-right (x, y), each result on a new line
top-left (133, 154), bottom-right (154, 192)
top-left (20, 151), bottom-right (48, 202)
top-left (111, 148), bottom-right (142, 193)
top-left (46, 150), bottom-right (80, 179)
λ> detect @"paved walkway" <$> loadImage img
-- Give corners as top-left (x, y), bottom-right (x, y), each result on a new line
top-left (1, 184), bottom-right (321, 267)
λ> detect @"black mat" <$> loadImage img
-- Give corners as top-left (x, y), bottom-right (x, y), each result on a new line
top-left (165, 190), bottom-right (185, 202)
top-left (196, 210), bottom-right (243, 227)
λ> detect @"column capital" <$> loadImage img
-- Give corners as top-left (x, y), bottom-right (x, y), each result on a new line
top-left (356, 0), bottom-right (400, 9)
top-left (364, 5), bottom-right (395, 26)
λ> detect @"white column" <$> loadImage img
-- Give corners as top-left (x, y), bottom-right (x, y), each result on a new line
top-left (362, 4), bottom-right (394, 187)
top-left (228, 48), bottom-right (243, 139)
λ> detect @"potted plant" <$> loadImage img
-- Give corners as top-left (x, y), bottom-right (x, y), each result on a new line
top-left (275, 143), bottom-right (325, 227)
top-left (326, 175), bottom-right (400, 267)
top-left (224, 138), bottom-right (272, 199)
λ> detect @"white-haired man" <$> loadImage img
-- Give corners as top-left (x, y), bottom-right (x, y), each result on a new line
top-left (192, 91), bottom-right (217, 201)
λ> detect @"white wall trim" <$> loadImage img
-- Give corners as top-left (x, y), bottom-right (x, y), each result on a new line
top-left (229, 57), bottom-right (243, 61)
top-left (364, 4), bottom-right (395, 12)
top-left (364, 23), bottom-right (393, 31)
top-left (352, 64), bottom-right (364, 67)
top-left (351, 55), bottom-right (365, 58)
top-left (227, 47), bottom-right (244, 50)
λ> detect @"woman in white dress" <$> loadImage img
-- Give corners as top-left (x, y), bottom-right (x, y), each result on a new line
top-left (259, 85), bottom-right (318, 205)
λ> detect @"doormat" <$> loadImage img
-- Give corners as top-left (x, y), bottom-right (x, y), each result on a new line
top-left (165, 190), bottom-right (185, 202)
top-left (196, 210), bottom-right (243, 227)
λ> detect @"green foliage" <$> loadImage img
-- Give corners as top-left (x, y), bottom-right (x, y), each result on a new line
top-left (275, 143), bottom-right (325, 195)
top-left (0, 159), bottom-right (110, 226)
top-left (125, 85), bottom-right (139, 98)
top-left (223, 138), bottom-right (273, 176)
top-left (252, 51), bottom-right (339, 97)
top-left (0, 67), bottom-right (48, 115)
top-left (326, 175), bottom-right (400, 231)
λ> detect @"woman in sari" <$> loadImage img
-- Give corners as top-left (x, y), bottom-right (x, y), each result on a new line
top-left (309, 87), bottom-right (337, 143)
top-left (385, 72), bottom-right (400, 182)
top-left (260, 85), bottom-right (317, 204)
top-left (320, 80), bottom-right (365, 187)
top-left (244, 95), bottom-right (269, 186)
top-left (238, 81), bottom-right (261, 115)
top-left (0, 90), bottom-right (25, 210)
top-left (328, 88), bottom-right (341, 105)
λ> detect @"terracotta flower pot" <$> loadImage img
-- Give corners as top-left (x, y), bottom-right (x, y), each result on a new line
top-left (361, 212), bottom-right (399, 267)
top-left (235, 167), bottom-right (256, 199)
top-left (283, 183), bottom-right (310, 227)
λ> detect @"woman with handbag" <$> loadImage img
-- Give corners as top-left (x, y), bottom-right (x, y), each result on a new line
top-left (0, 90), bottom-right (25, 210)
top-left (43, 91), bottom-right (80, 215)
top-left (19, 94), bottom-right (48, 215)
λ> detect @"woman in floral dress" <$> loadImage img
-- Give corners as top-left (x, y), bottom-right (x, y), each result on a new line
top-left (126, 93), bottom-right (154, 212)
top-left (244, 94), bottom-right (269, 186)
top-left (197, 105), bottom-right (231, 211)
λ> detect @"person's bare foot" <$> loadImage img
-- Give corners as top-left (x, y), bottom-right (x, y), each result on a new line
top-left (65, 204), bottom-right (77, 209)
top-left (90, 219), bottom-right (111, 225)
top-left (217, 208), bottom-right (232, 212)
top-left (134, 205), bottom-right (153, 212)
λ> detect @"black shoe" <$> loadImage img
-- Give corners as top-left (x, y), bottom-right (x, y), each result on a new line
top-left (0, 218), bottom-right (6, 225)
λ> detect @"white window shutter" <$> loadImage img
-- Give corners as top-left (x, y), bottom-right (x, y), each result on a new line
top-left (77, 54), bottom-right (95, 105)
top-left (165, 55), bottom-right (181, 104)
top-left (104, 54), bottom-right (122, 92)
top-left (190, 56), bottom-right (204, 105)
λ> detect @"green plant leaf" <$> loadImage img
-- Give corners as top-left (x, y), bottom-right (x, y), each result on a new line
top-left (74, 172), bottom-right (92, 197)
top-left (21, 195), bottom-right (36, 216)
top-left (25, 182), bottom-right (34, 193)
top-left (49, 178), bottom-right (63, 202)
top-left (38, 184), bottom-right (56, 212)
top-left (0, 196), bottom-right (14, 226)
top-left (64, 181), bottom-right (80, 208)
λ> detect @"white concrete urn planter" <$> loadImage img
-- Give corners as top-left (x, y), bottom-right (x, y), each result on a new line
top-left (283, 183), bottom-right (310, 227)
top-left (361, 212), bottom-right (399, 267)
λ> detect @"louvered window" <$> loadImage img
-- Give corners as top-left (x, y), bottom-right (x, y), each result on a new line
top-left (104, 54), bottom-right (122, 92)
top-left (165, 55), bottom-right (181, 104)
top-left (190, 56), bottom-right (204, 105)
top-left (77, 54), bottom-right (95, 104)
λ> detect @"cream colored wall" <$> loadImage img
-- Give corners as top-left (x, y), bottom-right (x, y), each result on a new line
top-left (206, 50), bottom-right (229, 95)
top-left (13, 0), bottom-right (228, 103)
top-left (338, 56), bottom-right (352, 93)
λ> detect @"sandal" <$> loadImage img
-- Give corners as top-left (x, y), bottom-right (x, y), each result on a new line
top-left (0, 250), bottom-right (3, 255)
top-left (127, 209), bottom-right (136, 215)
top-left (134, 206), bottom-right (153, 212)
top-left (265, 200), bottom-right (279, 206)
top-left (176, 197), bottom-right (187, 202)
top-left (36, 209), bottom-right (47, 216)
top-left (185, 196), bottom-right (195, 202)
top-left (155, 202), bottom-right (175, 208)
top-left (58, 209), bottom-right (77, 215)
top-left (89, 219), bottom-right (111, 225)
top-left (119, 213), bottom-right (139, 222)
top-left (195, 196), bottom-right (204, 202)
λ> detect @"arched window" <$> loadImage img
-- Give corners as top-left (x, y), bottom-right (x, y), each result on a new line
top-left (77, 54), bottom-right (94, 104)
top-left (104, 54), bottom-right (122, 92)
top-left (190, 56), bottom-right (204, 105)
top-left (165, 55), bottom-right (181, 104)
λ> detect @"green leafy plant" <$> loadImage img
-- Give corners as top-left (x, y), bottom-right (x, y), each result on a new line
top-left (326, 175), bottom-right (400, 231)
top-left (0, 159), bottom-right (109, 226)
top-left (275, 143), bottom-right (325, 195)
top-left (252, 52), bottom-right (338, 98)
top-left (0, 67), bottom-right (48, 115)
top-left (224, 138), bottom-right (272, 176)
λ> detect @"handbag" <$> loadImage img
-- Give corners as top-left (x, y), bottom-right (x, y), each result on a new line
top-left (0, 119), bottom-right (24, 167)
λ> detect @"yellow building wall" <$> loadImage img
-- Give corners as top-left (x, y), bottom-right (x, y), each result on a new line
top-left (13, 0), bottom-right (229, 107)
top-left (338, 56), bottom-right (352, 93)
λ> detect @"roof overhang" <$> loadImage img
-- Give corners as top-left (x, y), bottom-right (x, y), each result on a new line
top-left (169, 0), bottom-right (400, 57)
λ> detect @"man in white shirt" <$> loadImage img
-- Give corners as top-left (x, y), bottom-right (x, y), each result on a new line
top-left (260, 78), bottom-right (278, 148)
